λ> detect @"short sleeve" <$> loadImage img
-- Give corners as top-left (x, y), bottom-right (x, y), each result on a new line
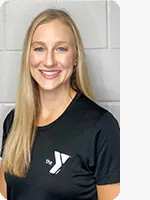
top-left (0, 109), bottom-right (14, 158)
top-left (88, 111), bottom-right (120, 185)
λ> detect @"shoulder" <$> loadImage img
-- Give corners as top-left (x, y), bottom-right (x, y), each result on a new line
top-left (85, 101), bottom-right (120, 185)
top-left (94, 111), bottom-right (120, 133)
top-left (91, 111), bottom-right (120, 155)
top-left (78, 93), bottom-right (108, 114)
top-left (3, 109), bottom-right (15, 134)
top-left (78, 93), bottom-right (120, 150)
top-left (77, 93), bottom-right (119, 126)
top-left (1, 109), bottom-right (15, 157)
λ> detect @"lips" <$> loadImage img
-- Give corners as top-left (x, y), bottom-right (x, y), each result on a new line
top-left (39, 70), bottom-right (61, 79)
top-left (41, 70), bottom-right (60, 75)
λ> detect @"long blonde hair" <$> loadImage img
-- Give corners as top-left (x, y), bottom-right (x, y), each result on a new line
top-left (2, 8), bottom-right (94, 177)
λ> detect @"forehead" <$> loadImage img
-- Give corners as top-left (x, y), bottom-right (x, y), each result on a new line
top-left (32, 20), bottom-right (75, 44)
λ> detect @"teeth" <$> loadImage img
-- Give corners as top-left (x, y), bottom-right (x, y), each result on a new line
top-left (41, 71), bottom-right (59, 76)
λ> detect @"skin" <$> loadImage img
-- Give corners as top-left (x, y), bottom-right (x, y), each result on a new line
top-left (29, 20), bottom-right (77, 124)
top-left (29, 19), bottom-right (120, 199)
top-left (96, 183), bottom-right (120, 200)
top-left (0, 19), bottom-right (120, 199)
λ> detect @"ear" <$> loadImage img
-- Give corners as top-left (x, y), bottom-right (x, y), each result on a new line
top-left (73, 49), bottom-right (78, 63)
top-left (73, 56), bottom-right (78, 66)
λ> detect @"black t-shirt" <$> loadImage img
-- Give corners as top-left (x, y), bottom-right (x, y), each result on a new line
top-left (1, 92), bottom-right (120, 200)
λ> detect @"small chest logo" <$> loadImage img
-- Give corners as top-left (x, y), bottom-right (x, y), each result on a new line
top-left (45, 151), bottom-right (71, 174)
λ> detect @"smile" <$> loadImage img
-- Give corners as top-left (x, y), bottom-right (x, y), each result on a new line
top-left (40, 70), bottom-right (61, 79)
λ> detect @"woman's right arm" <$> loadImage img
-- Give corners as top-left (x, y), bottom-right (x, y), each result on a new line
top-left (0, 161), bottom-right (7, 199)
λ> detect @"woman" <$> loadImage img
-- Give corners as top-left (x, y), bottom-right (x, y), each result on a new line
top-left (0, 9), bottom-right (120, 200)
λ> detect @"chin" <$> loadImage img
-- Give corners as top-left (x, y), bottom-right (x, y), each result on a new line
top-left (38, 79), bottom-right (71, 92)
top-left (39, 82), bottom-right (64, 92)
top-left (39, 86), bottom-right (57, 92)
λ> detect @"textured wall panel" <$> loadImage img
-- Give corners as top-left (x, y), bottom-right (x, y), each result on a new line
top-left (86, 49), bottom-right (120, 101)
top-left (108, 1), bottom-right (120, 48)
top-left (0, 5), bottom-right (4, 50)
top-left (0, 52), bottom-right (21, 102)
top-left (6, 0), bottom-right (106, 49)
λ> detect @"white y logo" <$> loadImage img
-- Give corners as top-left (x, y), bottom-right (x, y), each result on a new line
top-left (49, 151), bottom-right (70, 174)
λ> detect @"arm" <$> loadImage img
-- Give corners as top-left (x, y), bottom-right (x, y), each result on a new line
top-left (89, 112), bottom-right (120, 199)
top-left (0, 162), bottom-right (7, 199)
top-left (96, 183), bottom-right (120, 200)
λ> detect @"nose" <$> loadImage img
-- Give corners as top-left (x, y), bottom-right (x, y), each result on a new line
top-left (42, 51), bottom-right (56, 67)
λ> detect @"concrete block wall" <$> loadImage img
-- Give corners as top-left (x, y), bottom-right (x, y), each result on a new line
top-left (0, 0), bottom-right (120, 150)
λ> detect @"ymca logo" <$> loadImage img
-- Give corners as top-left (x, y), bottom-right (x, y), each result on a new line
top-left (45, 151), bottom-right (71, 175)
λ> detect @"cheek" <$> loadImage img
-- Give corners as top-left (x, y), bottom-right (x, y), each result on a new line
top-left (30, 53), bottom-right (42, 67)
top-left (59, 54), bottom-right (74, 69)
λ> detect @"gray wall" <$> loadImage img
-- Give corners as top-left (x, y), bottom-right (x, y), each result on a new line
top-left (0, 0), bottom-right (120, 151)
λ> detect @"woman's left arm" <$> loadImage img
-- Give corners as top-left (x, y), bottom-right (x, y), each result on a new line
top-left (96, 183), bottom-right (120, 200)
top-left (89, 112), bottom-right (120, 199)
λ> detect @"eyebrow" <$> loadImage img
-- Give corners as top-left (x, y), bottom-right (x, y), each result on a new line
top-left (31, 41), bottom-right (72, 46)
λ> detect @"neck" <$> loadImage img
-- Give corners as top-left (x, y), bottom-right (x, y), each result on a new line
top-left (38, 84), bottom-right (77, 118)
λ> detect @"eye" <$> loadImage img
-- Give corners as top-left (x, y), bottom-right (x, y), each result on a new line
top-left (34, 47), bottom-right (44, 52)
top-left (57, 47), bottom-right (67, 51)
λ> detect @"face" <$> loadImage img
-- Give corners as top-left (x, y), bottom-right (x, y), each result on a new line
top-left (29, 20), bottom-right (77, 93)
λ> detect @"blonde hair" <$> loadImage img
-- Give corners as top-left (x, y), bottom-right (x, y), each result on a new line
top-left (2, 8), bottom-right (94, 177)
